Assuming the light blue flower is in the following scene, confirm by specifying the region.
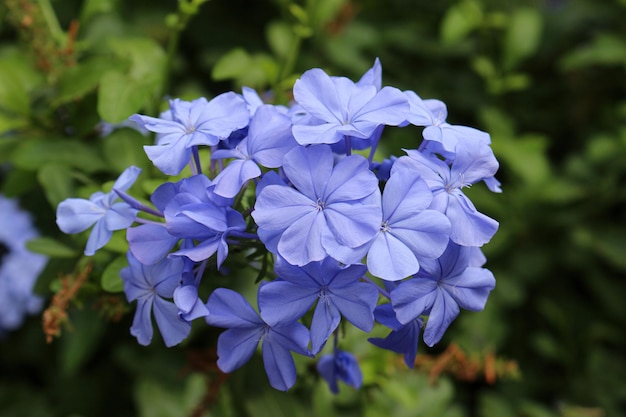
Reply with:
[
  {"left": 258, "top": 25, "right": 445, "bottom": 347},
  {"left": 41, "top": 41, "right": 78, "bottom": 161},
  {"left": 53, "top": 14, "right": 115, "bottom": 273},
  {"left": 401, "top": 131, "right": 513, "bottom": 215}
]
[
  {"left": 252, "top": 145, "right": 381, "bottom": 266},
  {"left": 205, "top": 288, "right": 311, "bottom": 391},
  {"left": 121, "top": 251, "right": 191, "bottom": 347},
  {"left": 57, "top": 166, "right": 141, "bottom": 255},
  {"left": 130, "top": 94, "right": 249, "bottom": 175},
  {"left": 0, "top": 195, "right": 47, "bottom": 334}
]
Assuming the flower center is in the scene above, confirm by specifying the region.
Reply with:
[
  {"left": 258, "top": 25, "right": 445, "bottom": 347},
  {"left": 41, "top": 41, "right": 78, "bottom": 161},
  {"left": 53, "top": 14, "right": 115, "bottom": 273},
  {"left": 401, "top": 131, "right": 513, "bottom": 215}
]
[
  {"left": 315, "top": 198, "right": 326, "bottom": 211},
  {"left": 380, "top": 220, "right": 391, "bottom": 233}
]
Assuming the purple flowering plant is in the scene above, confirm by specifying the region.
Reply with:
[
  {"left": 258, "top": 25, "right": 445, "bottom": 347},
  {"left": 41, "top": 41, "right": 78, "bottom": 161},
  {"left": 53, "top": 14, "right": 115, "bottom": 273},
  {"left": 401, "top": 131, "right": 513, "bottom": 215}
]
[{"left": 56, "top": 58, "right": 500, "bottom": 393}]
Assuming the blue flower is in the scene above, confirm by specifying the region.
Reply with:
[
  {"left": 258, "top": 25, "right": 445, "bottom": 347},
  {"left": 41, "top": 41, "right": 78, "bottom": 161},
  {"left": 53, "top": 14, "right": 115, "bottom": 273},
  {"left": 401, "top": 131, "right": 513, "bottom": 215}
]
[
  {"left": 120, "top": 251, "right": 190, "bottom": 347},
  {"left": 390, "top": 242, "right": 496, "bottom": 346},
  {"left": 252, "top": 144, "right": 381, "bottom": 266},
  {"left": 356, "top": 168, "right": 451, "bottom": 281},
  {"left": 259, "top": 257, "right": 379, "bottom": 354},
  {"left": 368, "top": 303, "right": 422, "bottom": 368},
  {"left": 404, "top": 91, "right": 491, "bottom": 155},
  {"left": 57, "top": 166, "right": 141, "bottom": 256},
  {"left": 210, "top": 105, "right": 298, "bottom": 198},
  {"left": 173, "top": 244, "right": 209, "bottom": 322},
  {"left": 0, "top": 195, "right": 47, "bottom": 335},
  {"left": 393, "top": 142, "right": 499, "bottom": 247},
  {"left": 205, "top": 288, "right": 310, "bottom": 391},
  {"left": 317, "top": 350, "right": 363, "bottom": 394},
  {"left": 127, "top": 175, "right": 246, "bottom": 267},
  {"left": 291, "top": 66, "right": 408, "bottom": 146},
  {"left": 130, "top": 93, "right": 249, "bottom": 175}
]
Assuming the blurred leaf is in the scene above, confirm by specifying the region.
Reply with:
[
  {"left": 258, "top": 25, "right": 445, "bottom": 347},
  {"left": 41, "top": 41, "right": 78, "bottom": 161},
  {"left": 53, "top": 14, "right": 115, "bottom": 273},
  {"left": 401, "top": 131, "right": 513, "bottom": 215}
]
[
  {"left": 266, "top": 21, "right": 293, "bottom": 59},
  {"left": 561, "top": 34, "right": 626, "bottom": 70},
  {"left": 502, "top": 8, "right": 543, "bottom": 70},
  {"left": 134, "top": 373, "right": 208, "bottom": 417},
  {"left": 0, "top": 168, "right": 36, "bottom": 196},
  {"left": 12, "top": 139, "right": 107, "bottom": 173},
  {"left": 54, "top": 56, "right": 124, "bottom": 105},
  {"left": 60, "top": 308, "right": 106, "bottom": 376},
  {"left": 212, "top": 48, "right": 252, "bottom": 81},
  {"left": 311, "top": 0, "right": 348, "bottom": 28},
  {"left": 213, "top": 48, "right": 278, "bottom": 89},
  {"left": 102, "top": 128, "right": 150, "bottom": 172},
  {"left": 572, "top": 228, "right": 626, "bottom": 271},
  {"left": 106, "top": 37, "right": 166, "bottom": 81},
  {"left": 440, "top": 0, "right": 483, "bottom": 45},
  {"left": 244, "top": 389, "right": 313, "bottom": 417},
  {"left": 26, "top": 237, "right": 78, "bottom": 258},
  {"left": 80, "top": 0, "right": 119, "bottom": 23},
  {"left": 101, "top": 255, "right": 127, "bottom": 292},
  {"left": 0, "top": 50, "right": 43, "bottom": 117},
  {"left": 365, "top": 373, "right": 463, "bottom": 417},
  {"left": 98, "top": 70, "right": 154, "bottom": 123},
  {"left": 37, "top": 163, "right": 74, "bottom": 207}
]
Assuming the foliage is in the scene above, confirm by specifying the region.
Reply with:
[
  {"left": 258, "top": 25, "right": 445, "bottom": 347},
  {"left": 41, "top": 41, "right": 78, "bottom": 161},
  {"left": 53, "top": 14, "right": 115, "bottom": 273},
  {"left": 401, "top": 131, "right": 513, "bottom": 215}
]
[{"left": 1, "top": 0, "right": 625, "bottom": 416}]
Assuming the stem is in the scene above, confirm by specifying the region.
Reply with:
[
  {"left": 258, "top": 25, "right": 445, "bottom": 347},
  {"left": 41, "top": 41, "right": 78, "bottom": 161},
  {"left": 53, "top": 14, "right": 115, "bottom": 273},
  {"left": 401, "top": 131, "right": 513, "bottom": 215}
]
[
  {"left": 362, "top": 275, "right": 390, "bottom": 300},
  {"left": 36, "top": 0, "right": 65, "bottom": 44}
]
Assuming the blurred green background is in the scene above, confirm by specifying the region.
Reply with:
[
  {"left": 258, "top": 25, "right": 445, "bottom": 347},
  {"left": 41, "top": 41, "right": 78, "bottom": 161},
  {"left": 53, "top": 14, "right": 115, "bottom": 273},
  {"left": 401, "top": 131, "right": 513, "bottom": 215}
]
[{"left": 1, "top": 0, "right": 625, "bottom": 416}]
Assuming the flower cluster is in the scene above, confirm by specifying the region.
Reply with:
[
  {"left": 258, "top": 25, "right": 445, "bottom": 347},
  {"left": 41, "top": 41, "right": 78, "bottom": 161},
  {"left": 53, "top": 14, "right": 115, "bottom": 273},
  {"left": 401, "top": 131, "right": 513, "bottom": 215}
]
[
  {"left": 0, "top": 194, "right": 47, "bottom": 336},
  {"left": 56, "top": 59, "right": 499, "bottom": 392}
]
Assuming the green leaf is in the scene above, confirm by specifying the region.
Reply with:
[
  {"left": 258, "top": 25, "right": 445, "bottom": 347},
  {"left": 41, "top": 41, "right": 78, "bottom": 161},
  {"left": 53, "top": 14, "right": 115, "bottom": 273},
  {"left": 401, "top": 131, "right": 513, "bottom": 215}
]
[
  {"left": 37, "top": 163, "right": 75, "bottom": 207},
  {"left": 440, "top": 0, "right": 483, "bottom": 45},
  {"left": 26, "top": 237, "right": 78, "bottom": 258},
  {"left": 102, "top": 128, "right": 150, "bottom": 172},
  {"left": 106, "top": 37, "right": 166, "bottom": 81},
  {"left": 79, "top": 0, "right": 118, "bottom": 24},
  {"left": 266, "top": 21, "right": 293, "bottom": 59},
  {"left": 60, "top": 308, "right": 106, "bottom": 376},
  {"left": 212, "top": 48, "right": 252, "bottom": 81},
  {"left": 12, "top": 138, "right": 107, "bottom": 173},
  {"left": 101, "top": 255, "right": 127, "bottom": 292},
  {"left": 311, "top": 0, "right": 348, "bottom": 28},
  {"left": 54, "top": 56, "right": 125, "bottom": 105},
  {"left": 135, "top": 374, "right": 209, "bottom": 417},
  {"left": 98, "top": 70, "right": 154, "bottom": 123},
  {"left": 560, "top": 34, "right": 626, "bottom": 71},
  {"left": 0, "top": 50, "right": 43, "bottom": 117},
  {"left": 502, "top": 8, "right": 543, "bottom": 70}
]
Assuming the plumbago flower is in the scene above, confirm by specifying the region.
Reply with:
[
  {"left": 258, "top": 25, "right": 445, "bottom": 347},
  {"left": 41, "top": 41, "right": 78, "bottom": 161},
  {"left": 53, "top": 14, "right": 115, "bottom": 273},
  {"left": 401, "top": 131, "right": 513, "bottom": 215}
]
[
  {"left": 56, "top": 58, "right": 501, "bottom": 393},
  {"left": 259, "top": 257, "right": 378, "bottom": 354},
  {"left": 317, "top": 350, "right": 363, "bottom": 394},
  {"left": 0, "top": 195, "right": 47, "bottom": 335},
  {"left": 205, "top": 288, "right": 310, "bottom": 391},
  {"left": 391, "top": 242, "right": 496, "bottom": 346},
  {"left": 252, "top": 144, "right": 381, "bottom": 266},
  {"left": 130, "top": 93, "right": 249, "bottom": 175},
  {"left": 57, "top": 166, "right": 141, "bottom": 255}
]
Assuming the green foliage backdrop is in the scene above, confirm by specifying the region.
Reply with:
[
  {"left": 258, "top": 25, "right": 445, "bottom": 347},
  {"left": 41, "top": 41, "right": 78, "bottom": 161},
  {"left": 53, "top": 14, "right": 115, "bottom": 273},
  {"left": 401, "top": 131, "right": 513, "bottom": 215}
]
[{"left": 1, "top": 0, "right": 625, "bottom": 416}]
